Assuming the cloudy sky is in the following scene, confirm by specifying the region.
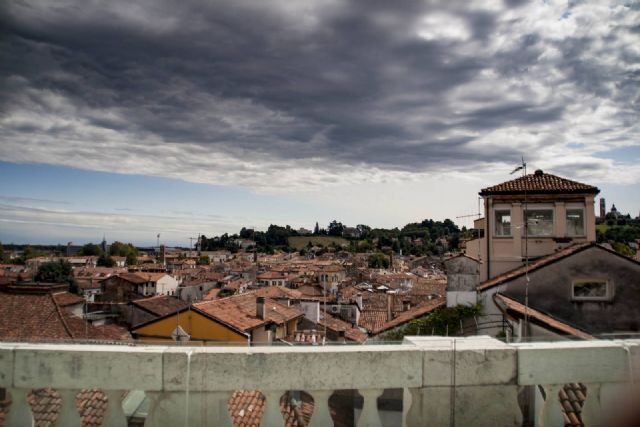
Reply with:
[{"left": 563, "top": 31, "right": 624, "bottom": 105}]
[{"left": 1, "top": 0, "right": 639, "bottom": 246}]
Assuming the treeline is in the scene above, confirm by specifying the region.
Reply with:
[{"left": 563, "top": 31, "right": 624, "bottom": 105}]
[
  {"left": 0, "top": 241, "right": 138, "bottom": 266},
  {"left": 199, "top": 218, "right": 463, "bottom": 256}
]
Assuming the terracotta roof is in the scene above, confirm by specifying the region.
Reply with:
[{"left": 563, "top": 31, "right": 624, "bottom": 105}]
[
  {"left": 224, "top": 278, "right": 250, "bottom": 290},
  {"left": 477, "top": 243, "right": 594, "bottom": 291},
  {"left": 318, "top": 313, "right": 368, "bottom": 343},
  {"left": 131, "top": 295, "right": 189, "bottom": 317},
  {"left": 480, "top": 170, "right": 599, "bottom": 195},
  {"left": 193, "top": 293, "right": 303, "bottom": 333},
  {"left": 52, "top": 292, "right": 85, "bottom": 307},
  {"left": 73, "top": 267, "right": 126, "bottom": 279},
  {"left": 202, "top": 288, "right": 222, "bottom": 300},
  {"left": 494, "top": 294, "right": 594, "bottom": 340},
  {"left": 0, "top": 285, "right": 130, "bottom": 341},
  {"left": 373, "top": 298, "right": 446, "bottom": 334},
  {"left": 252, "top": 286, "right": 303, "bottom": 300},
  {"left": 322, "top": 264, "right": 345, "bottom": 272},
  {"left": 358, "top": 297, "right": 445, "bottom": 335},
  {"left": 118, "top": 272, "right": 167, "bottom": 284},
  {"left": 257, "top": 271, "right": 288, "bottom": 280},
  {"left": 358, "top": 310, "right": 387, "bottom": 333}
]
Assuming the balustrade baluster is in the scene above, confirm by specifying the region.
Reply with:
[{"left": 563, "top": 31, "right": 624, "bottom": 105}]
[
  {"left": 261, "top": 390, "right": 285, "bottom": 427},
  {"left": 143, "top": 391, "right": 162, "bottom": 427},
  {"left": 54, "top": 388, "right": 81, "bottom": 426},
  {"left": 206, "top": 391, "right": 234, "bottom": 427},
  {"left": 580, "top": 383, "right": 601, "bottom": 427},
  {"left": 308, "top": 389, "right": 333, "bottom": 427},
  {"left": 102, "top": 390, "right": 127, "bottom": 427},
  {"left": 356, "top": 388, "right": 384, "bottom": 427},
  {"left": 6, "top": 388, "right": 33, "bottom": 427},
  {"left": 538, "top": 384, "right": 564, "bottom": 427}
]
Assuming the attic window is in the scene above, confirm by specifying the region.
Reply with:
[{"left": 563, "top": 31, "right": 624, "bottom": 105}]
[{"left": 572, "top": 279, "right": 612, "bottom": 301}]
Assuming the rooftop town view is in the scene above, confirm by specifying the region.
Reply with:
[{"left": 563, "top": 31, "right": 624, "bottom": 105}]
[{"left": 1, "top": 0, "right": 639, "bottom": 426}]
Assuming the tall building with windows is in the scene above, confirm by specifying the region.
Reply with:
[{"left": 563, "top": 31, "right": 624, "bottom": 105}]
[{"left": 465, "top": 169, "right": 599, "bottom": 281}]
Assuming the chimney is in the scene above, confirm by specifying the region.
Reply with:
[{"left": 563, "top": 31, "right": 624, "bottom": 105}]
[
  {"left": 256, "top": 297, "right": 266, "bottom": 320},
  {"left": 386, "top": 291, "right": 394, "bottom": 322}
]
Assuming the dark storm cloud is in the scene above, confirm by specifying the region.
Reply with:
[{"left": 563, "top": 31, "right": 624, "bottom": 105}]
[{"left": 0, "top": 0, "right": 638, "bottom": 186}]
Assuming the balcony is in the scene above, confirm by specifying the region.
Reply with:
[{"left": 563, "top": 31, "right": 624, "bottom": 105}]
[{"left": 1, "top": 337, "right": 639, "bottom": 426}]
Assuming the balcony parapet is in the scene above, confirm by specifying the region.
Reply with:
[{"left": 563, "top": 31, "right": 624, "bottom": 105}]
[{"left": 0, "top": 337, "right": 639, "bottom": 426}]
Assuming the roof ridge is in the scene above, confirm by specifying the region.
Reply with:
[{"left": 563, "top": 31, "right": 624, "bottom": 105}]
[
  {"left": 51, "top": 292, "right": 76, "bottom": 339},
  {"left": 480, "top": 171, "right": 599, "bottom": 195}
]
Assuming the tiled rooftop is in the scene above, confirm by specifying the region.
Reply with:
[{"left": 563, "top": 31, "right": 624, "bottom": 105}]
[
  {"left": 193, "top": 293, "right": 303, "bottom": 332},
  {"left": 0, "top": 284, "right": 130, "bottom": 341},
  {"left": 480, "top": 170, "right": 599, "bottom": 195},
  {"left": 131, "top": 295, "right": 189, "bottom": 317}
]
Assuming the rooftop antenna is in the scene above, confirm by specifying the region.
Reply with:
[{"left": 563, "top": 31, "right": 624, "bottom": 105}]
[
  {"left": 511, "top": 157, "right": 529, "bottom": 337},
  {"left": 455, "top": 198, "right": 483, "bottom": 263},
  {"left": 188, "top": 237, "right": 198, "bottom": 254}
]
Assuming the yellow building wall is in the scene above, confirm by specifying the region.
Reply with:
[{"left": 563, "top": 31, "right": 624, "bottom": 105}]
[{"left": 133, "top": 310, "right": 248, "bottom": 344}]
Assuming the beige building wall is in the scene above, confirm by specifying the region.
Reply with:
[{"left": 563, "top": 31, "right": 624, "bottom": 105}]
[{"left": 467, "top": 194, "right": 597, "bottom": 281}]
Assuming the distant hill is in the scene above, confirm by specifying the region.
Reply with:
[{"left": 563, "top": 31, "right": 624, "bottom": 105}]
[{"left": 288, "top": 236, "right": 349, "bottom": 250}]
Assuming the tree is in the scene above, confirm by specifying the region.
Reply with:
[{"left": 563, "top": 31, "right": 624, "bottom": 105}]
[
  {"left": 97, "top": 254, "right": 116, "bottom": 267},
  {"left": 126, "top": 251, "right": 138, "bottom": 266},
  {"left": 368, "top": 253, "right": 390, "bottom": 269},
  {"left": 80, "top": 243, "right": 103, "bottom": 256},
  {"left": 0, "top": 241, "right": 3, "bottom": 262},
  {"left": 35, "top": 260, "right": 79, "bottom": 294},
  {"left": 197, "top": 255, "right": 210, "bottom": 265},
  {"left": 328, "top": 220, "right": 345, "bottom": 237},
  {"left": 239, "top": 227, "right": 254, "bottom": 239},
  {"left": 356, "top": 224, "right": 371, "bottom": 239},
  {"left": 313, "top": 222, "right": 320, "bottom": 235}
]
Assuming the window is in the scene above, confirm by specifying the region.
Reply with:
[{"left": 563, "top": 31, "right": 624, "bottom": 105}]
[
  {"left": 572, "top": 280, "right": 611, "bottom": 301},
  {"left": 566, "top": 209, "right": 584, "bottom": 236},
  {"left": 526, "top": 209, "right": 553, "bottom": 236},
  {"left": 495, "top": 210, "right": 511, "bottom": 236}
]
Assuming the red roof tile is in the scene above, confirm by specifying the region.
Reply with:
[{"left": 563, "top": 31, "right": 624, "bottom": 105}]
[
  {"left": 480, "top": 171, "right": 599, "bottom": 196},
  {"left": 52, "top": 292, "right": 85, "bottom": 307},
  {"left": 131, "top": 295, "right": 189, "bottom": 317},
  {"left": 0, "top": 284, "right": 130, "bottom": 342},
  {"left": 193, "top": 293, "right": 303, "bottom": 333}
]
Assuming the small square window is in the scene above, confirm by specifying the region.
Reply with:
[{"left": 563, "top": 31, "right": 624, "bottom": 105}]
[
  {"left": 566, "top": 209, "right": 584, "bottom": 236},
  {"left": 572, "top": 280, "right": 611, "bottom": 301},
  {"left": 495, "top": 210, "right": 511, "bottom": 236},
  {"left": 526, "top": 209, "right": 553, "bottom": 236}
]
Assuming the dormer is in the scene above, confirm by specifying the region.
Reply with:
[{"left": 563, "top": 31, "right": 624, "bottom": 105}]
[{"left": 466, "top": 170, "right": 600, "bottom": 281}]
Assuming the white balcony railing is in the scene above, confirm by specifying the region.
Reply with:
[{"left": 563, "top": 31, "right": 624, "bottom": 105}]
[{"left": 1, "top": 337, "right": 639, "bottom": 426}]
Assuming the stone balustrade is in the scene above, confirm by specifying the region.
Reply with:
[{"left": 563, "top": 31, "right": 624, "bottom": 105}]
[{"left": 0, "top": 337, "right": 639, "bottom": 426}]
